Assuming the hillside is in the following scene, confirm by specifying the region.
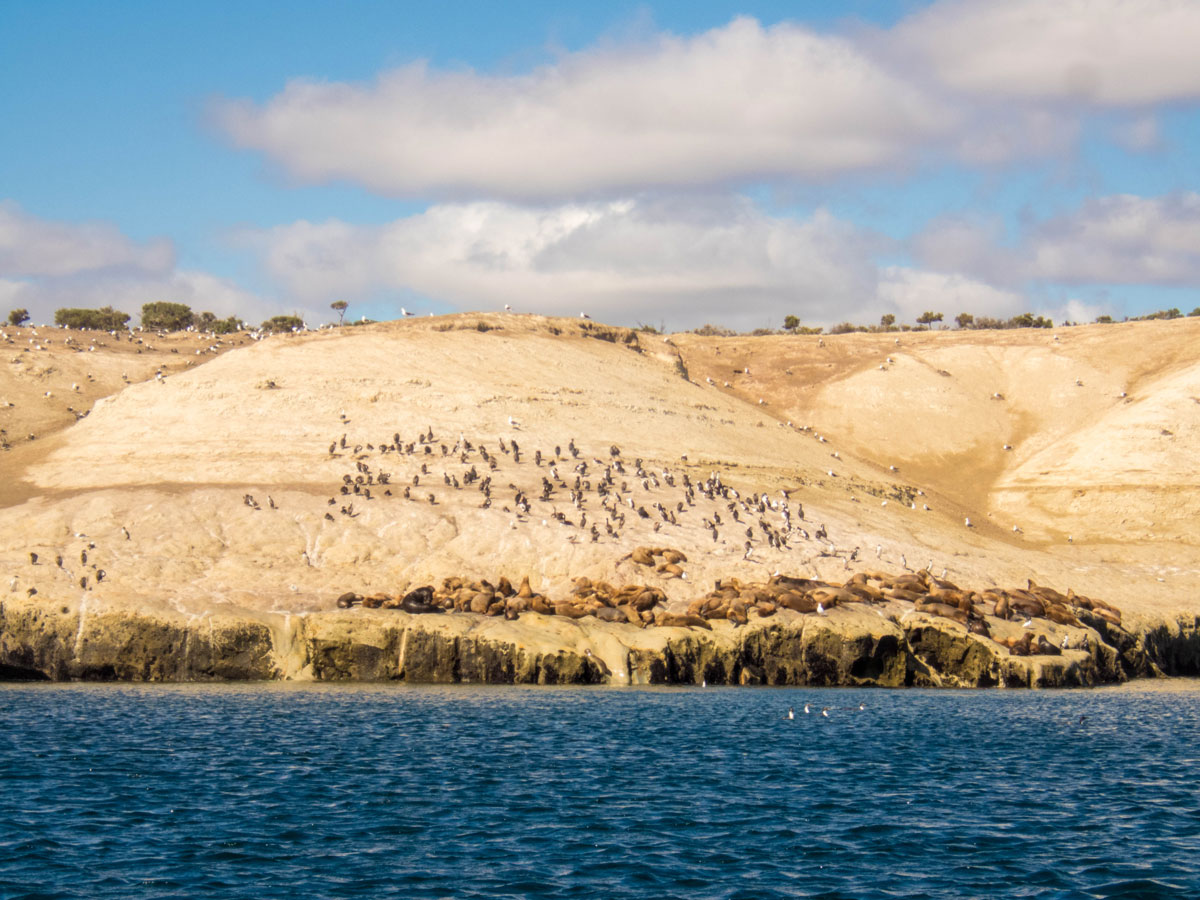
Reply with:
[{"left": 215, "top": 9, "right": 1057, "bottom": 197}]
[{"left": 1, "top": 314, "right": 1198, "bottom": 683}]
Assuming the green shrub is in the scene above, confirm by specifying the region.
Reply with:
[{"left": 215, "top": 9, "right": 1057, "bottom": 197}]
[
  {"left": 260, "top": 315, "right": 304, "bottom": 333},
  {"left": 141, "top": 302, "right": 195, "bottom": 331},
  {"left": 54, "top": 306, "right": 130, "bottom": 331}
]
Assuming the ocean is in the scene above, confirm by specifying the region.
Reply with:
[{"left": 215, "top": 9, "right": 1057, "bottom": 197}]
[{"left": 1, "top": 682, "right": 1197, "bottom": 899}]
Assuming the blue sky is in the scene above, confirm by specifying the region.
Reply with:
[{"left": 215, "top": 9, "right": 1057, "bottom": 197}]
[{"left": 3, "top": 1, "right": 1199, "bottom": 330}]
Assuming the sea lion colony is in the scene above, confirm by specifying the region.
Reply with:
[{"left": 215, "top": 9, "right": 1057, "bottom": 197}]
[
  {"left": 332, "top": 556, "right": 1122, "bottom": 658},
  {"left": 317, "top": 426, "right": 1122, "bottom": 658}
]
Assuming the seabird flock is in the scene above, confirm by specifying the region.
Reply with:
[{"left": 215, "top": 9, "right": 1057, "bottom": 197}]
[{"left": 321, "top": 425, "right": 827, "bottom": 558}]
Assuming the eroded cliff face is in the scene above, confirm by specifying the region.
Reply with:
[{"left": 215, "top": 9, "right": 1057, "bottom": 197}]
[{"left": 0, "top": 596, "right": 1180, "bottom": 688}]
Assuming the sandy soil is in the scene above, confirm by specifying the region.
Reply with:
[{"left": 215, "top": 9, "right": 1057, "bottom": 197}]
[{"left": 2, "top": 314, "right": 1197, "bottom": 627}]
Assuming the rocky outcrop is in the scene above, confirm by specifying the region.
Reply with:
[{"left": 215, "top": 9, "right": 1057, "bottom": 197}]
[
  {"left": 0, "top": 595, "right": 1194, "bottom": 687},
  {"left": 1132, "top": 614, "right": 1200, "bottom": 676},
  {"left": 0, "top": 597, "right": 274, "bottom": 681}
]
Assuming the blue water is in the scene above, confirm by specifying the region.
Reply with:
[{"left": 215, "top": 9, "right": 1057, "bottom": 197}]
[{"left": 2, "top": 683, "right": 1198, "bottom": 900}]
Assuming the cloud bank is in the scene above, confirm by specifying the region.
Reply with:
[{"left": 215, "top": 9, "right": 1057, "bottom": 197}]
[
  {"left": 914, "top": 192, "right": 1200, "bottom": 287},
  {"left": 214, "top": 3, "right": 1200, "bottom": 200},
  {"left": 214, "top": 17, "right": 949, "bottom": 200},
  {"left": 0, "top": 203, "right": 271, "bottom": 326},
  {"left": 247, "top": 195, "right": 1037, "bottom": 330}
]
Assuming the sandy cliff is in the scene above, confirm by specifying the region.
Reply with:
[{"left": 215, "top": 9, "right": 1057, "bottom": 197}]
[{"left": 2, "top": 314, "right": 1198, "bottom": 684}]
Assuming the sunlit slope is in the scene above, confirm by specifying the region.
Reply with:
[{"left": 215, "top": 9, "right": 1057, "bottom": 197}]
[
  {"left": 26, "top": 315, "right": 865, "bottom": 491},
  {"left": 673, "top": 317, "right": 1200, "bottom": 546},
  {"left": 2, "top": 313, "right": 1197, "bottom": 624}
]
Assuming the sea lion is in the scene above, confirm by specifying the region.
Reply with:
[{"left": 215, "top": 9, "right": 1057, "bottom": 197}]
[
  {"left": 915, "top": 600, "right": 969, "bottom": 625},
  {"left": 1044, "top": 605, "right": 1081, "bottom": 627},
  {"left": 468, "top": 592, "right": 493, "bottom": 614},
  {"left": 336, "top": 591, "right": 360, "bottom": 609},
  {"left": 967, "top": 617, "right": 991, "bottom": 637},
  {"left": 631, "top": 546, "right": 655, "bottom": 566},
  {"left": 595, "top": 607, "right": 627, "bottom": 624},
  {"left": 778, "top": 591, "right": 816, "bottom": 613},
  {"left": 654, "top": 611, "right": 712, "bottom": 630},
  {"left": 1035, "top": 634, "right": 1062, "bottom": 656},
  {"left": 401, "top": 586, "right": 442, "bottom": 614},
  {"left": 1007, "top": 633, "right": 1034, "bottom": 656},
  {"left": 616, "top": 604, "right": 643, "bottom": 626}
]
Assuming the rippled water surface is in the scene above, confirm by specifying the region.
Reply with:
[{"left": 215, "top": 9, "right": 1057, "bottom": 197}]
[{"left": 2, "top": 682, "right": 1198, "bottom": 899}]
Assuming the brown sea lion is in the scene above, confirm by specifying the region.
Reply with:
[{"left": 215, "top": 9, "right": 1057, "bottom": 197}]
[
  {"left": 631, "top": 591, "right": 659, "bottom": 612},
  {"left": 655, "top": 611, "right": 713, "bottom": 630},
  {"left": 778, "top": 591, "right": 816, "bottom": 613},
  {"left": 469, "top": 592, "right": 493, "bottom": 614},
  {"left": 553, "top": 600, "right": 590, "bottom": 619},
  {"left": 631, "top": 546, "right": 656, "bottom": 566},
  {"left": 1008, "top": 633, "right": 1034, "bottom": 656},
  {"left": 1045, "top": 605, "right": 1081, "bottom": 627},
  {"left": 915, "top": 600, "right": 969, "bottom": 625},
  {"left": 618, "top": 604, "right": 643, "bottom": 626}
]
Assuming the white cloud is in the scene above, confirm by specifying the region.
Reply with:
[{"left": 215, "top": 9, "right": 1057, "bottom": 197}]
[
  {"left": 891, "top": 0, "right": 1200, "bottom": 106},
  {"left": 247, "top": 194, "right": 1056, "bottom": 330},
  {"left": 249, "top": 195, "right": 893, "bottom": 329},
  {"left": 214, "top": 17, "right": 949, "bottom": 200},
  {"left": 1026, "top": 193, "right": 1200, "bottom": 284},
  {"left": 916, "top": 193, "right": 1200, "bottom": 287},
  {"left": 877, "top": 267, "right": 1025, "bottom": 322},
  {"left": 1055, "top": 297, "right": 1110, "bottom": 324},
  {"left": 0, "top": 203, "right": 277, "bottom": 326},
  {"left": 0, "top": 201, "right": 174, "bottom": 278}
]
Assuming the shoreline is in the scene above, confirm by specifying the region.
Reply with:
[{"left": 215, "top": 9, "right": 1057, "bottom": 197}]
[{"left": 3, "top": 595, "right": 1197, "bottom": 688}]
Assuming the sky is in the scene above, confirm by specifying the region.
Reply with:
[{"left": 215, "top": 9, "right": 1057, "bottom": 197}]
[{"left": 3, "top": 0, "right": 1200, "bottom": 332}]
